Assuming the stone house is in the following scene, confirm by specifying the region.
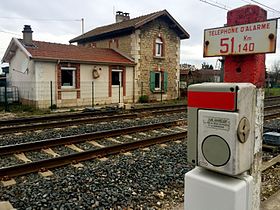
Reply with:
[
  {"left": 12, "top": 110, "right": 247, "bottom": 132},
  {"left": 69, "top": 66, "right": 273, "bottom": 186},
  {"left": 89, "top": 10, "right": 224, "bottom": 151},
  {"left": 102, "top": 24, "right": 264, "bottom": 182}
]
[
  {"left": 70, "top": 10, "right": 190, "bottom": 101},
  {"left": 2, "top": 25, "right": 135, "bottom": 108},
  {"left": 180, "top": 68, "right": 221, "bottom": 85}
]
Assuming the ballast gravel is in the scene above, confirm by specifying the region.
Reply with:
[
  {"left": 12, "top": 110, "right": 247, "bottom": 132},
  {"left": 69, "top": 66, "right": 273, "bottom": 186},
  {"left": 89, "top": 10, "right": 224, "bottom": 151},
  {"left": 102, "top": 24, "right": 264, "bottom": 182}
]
[
  {"left": 1, "top": 110, "right": 279, "bottom": 208},
  {"left": 0, "top": 113, "right": 187, "bottom": 147},
  {"left": 0, "top": 140, "right": 193, "bottom": 209},
  {"left": 264, "top": 118, "right": 280, "bottom": 132}
]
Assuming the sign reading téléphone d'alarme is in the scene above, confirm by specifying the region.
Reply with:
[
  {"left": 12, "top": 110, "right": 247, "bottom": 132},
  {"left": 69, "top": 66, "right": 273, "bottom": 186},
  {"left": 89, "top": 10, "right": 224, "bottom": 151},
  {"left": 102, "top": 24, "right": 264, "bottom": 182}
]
[{"left": 203, "top": 19, "right": 277, "bottom": 57}]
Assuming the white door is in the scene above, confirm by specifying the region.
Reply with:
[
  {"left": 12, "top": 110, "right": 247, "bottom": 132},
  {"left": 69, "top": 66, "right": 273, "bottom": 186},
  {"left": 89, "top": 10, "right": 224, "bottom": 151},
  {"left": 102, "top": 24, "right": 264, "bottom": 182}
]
[{"left": 111, "top": 70, "right": 123, "bottom": 103}]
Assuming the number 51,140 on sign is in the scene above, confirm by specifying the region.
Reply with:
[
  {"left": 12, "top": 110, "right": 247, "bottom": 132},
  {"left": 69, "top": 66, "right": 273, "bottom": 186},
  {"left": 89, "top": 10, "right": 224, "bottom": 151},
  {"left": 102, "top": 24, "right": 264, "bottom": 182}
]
[
  {"left": 203, "top": 19, "right": 277, "bottom": 57},
  {"left": 220, "top": 37, "right": 255, "bottom": 54}
]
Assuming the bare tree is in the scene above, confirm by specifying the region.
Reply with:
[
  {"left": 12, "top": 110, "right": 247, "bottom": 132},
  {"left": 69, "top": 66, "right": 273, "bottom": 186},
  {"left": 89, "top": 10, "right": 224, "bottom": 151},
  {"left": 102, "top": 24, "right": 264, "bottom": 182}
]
[{"left": 271, "top": 60, "right": 280, "bottom": 86}]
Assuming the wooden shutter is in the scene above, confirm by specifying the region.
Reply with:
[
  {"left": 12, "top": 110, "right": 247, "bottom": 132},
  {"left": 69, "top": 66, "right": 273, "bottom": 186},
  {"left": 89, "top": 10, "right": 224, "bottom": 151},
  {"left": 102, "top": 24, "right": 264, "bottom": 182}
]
[
  {"left": 163, "top": 71, "right": 168, "bottom": 93},
  {"left": 150, "top": 71, "right": 155, "bottom": 92}
]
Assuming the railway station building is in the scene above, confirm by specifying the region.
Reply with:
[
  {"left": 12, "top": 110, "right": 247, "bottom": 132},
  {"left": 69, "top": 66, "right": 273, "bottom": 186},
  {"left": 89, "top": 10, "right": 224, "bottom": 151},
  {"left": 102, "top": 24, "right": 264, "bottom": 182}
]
[{"left": 2, "top": 10, "right": 189, "bottom": 108}]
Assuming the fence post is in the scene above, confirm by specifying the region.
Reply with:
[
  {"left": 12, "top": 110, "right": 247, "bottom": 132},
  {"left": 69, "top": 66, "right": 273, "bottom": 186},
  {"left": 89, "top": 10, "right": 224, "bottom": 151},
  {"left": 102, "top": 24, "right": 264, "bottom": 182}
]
[
  {"left": 141, "top": 81, "right": 143, "bottom": 97},
  {"left": 92, "top": 81, "right": 94, "bottom": 108},
  {"left": 50, "top": 81, "right": 53, "bottom": 110},
  {"left": 161, "top": 80, "right": 163, "bottom": 102},
  {"left": 118, "top": 82, "right": 121, "bottom": 103},
  {"left": 178, "top": 81, "right": 180, "bottom": 100},
  {"left": 4, "top": 79, "right": 8, "bottom": 112}
]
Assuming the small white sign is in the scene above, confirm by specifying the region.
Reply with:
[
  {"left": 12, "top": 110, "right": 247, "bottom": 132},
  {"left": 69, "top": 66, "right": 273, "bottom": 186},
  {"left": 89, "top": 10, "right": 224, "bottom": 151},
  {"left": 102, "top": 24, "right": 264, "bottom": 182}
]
[
  {"left": 203, "top": 116, "right": 230, "bottom": 131},
  {"left": 203, "top": 19, "right": 277, "bottom": 57}
]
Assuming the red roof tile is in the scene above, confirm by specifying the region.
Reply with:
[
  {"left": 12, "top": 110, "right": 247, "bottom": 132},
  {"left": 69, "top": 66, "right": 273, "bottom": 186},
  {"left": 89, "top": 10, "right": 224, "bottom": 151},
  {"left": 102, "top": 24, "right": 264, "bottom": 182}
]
[
  {"left": 20, "top": 39, "right": 135, "bottom": 65},
  {"left": 70, "top": 10, "right": 189, "bottom": 43}
]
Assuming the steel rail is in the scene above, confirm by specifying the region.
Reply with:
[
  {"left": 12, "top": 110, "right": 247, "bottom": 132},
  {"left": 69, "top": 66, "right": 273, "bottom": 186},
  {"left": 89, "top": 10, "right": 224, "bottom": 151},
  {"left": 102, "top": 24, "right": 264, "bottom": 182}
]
[
  {"left": 0, "top": 104, "right": 186, "bottom": 127},
  {"left": 264, "top": 105, "right": 280, "bottom": 111},
  {"left": 264, "top": 112, "right": 280, "bottom": 121},
  {"left": 0, "top": 107, "right": 186, "bottom": 134},
  {"left": 0, "top": 113, "right": 137, "bottom": 134},
  {"left": 265, "top": 96, "right": 280, "bottom": 101},
  {"left": 0, "top": 120, "right": 185, "bottom": 155},
  {"left": 0, "top": 110, "right": 118, "bottom": 126},
  {"left": 261, "top": 154, "right": 280, "bottom": 172},
  {"left": 0, "top": 131, "right": 188, "bottom": 179}
]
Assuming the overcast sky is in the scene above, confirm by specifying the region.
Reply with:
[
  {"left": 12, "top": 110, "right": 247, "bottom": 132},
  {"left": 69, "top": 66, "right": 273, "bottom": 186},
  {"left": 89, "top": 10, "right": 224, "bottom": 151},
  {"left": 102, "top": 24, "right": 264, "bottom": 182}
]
[{"left": 0, "top": 0, "right": 279, "bottom": 71}]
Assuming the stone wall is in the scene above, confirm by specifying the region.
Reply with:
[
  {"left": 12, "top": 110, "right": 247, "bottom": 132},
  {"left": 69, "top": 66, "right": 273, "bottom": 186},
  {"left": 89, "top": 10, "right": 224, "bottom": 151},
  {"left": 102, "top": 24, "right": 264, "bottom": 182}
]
[
  {"left": 85, "top": 35, "right": 132, "bottom": 56},
  {"left": 81, "top": 18, "right": 181, "bottom": 102},
  {"left": 138, "top": 18, "right": 180, "bottom": 101}
]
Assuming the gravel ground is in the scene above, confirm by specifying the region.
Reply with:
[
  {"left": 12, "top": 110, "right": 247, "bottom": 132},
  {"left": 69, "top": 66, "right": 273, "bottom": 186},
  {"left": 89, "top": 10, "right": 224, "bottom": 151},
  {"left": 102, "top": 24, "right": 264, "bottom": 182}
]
[
  {"left": 0, "top": 140, "right": 193, "bottom": 209},
  {"left": 0, "top": 111, "right": 279, "bottom": 208},
  {"left": 0, "top": 155, "right": 23, "bottom": 168},
  {"left": 264, "top": 118, "right": 280, "bottom": 131},
  {"left": 261, "top": 118, "right": 280, "bottom": 201},
  {"left": 52, "top": 145, "right": 77, "bottom": 156},
  {"left": 25, "top": 150, "right": 52, "bottom": 161},
  {"left": 0, "top": 113, "right": 187, "bottom": 146},
  {"left": 261, "top": 163, "right": 280, "bottom": 201}
]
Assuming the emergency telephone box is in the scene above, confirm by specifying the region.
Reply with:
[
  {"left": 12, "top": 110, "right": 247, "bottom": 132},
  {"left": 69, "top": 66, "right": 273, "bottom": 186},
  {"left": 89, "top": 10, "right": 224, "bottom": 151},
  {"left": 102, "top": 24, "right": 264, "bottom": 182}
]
[{"left": 187, "top": 83, "right": 256, "bottom": 175}]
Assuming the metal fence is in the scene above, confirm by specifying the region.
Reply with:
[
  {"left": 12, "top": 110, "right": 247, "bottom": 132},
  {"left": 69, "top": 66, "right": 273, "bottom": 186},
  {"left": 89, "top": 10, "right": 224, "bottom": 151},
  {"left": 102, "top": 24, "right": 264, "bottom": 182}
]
[
  {"left": 138, "top": 80, "right": 185, "bottom": 101},
  {"left": 1, "top": 80, "right": 187, "bottom": 109},
  {"left": 0, "top": 86, "right": 19, "bottom": 103}
]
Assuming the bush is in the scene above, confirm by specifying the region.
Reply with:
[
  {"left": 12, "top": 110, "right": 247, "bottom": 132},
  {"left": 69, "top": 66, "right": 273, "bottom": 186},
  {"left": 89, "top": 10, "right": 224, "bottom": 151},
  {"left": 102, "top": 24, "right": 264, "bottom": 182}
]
[
  {"left": 138, "top": 95, "right": 149, "bottom": 103},
  {"left": 49, "top": 104, "right": 57, "bottom": 110}
]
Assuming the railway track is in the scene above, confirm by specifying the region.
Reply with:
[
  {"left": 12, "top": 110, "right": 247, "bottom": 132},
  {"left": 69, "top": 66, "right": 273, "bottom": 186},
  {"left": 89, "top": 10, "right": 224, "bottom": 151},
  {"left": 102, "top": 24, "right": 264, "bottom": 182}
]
[
  {"left": 0, "top": 104, "right": 279, "bottom": 135},
  {"left": 0, "top": 104, "right": 186, "bottom": 126},
  {"left": 261, "top": 154, "right": 280, "bottom": 172},
  {"left": 1, "top": 118, "right": 278, "bottom": 180},
  {"left": 264, "top": 112, "right": 280, "bottom": 121},
  {"left": 0, "top": 106, "right": 186, "bottom": 135},
  {"left": 264, "top": 95, "right": 280, "bottom": 106},
  {"left": 0, "top": 98, "right": 279, "bottom": 209},
  {"left": 0, "top": 98, "right": 278, "bottom": 127},
  {"left": 0, "top": 120, "right": 187, "bottom": 179}
]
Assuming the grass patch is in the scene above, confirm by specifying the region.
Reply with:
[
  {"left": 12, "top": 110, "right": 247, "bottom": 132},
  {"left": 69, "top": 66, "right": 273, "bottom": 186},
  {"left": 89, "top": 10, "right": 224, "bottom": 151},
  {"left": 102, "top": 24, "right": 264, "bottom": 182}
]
[
  {"left": 0, "top": 103, "right": 50, "bottom": 116},
  {"left": 265, "top": 88, "right": 280, "bottom": 97}
]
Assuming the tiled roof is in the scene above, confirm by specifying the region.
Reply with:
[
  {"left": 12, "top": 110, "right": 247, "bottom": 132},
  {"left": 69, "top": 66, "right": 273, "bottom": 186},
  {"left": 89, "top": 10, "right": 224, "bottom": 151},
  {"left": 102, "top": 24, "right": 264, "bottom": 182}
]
[
  {"left": 70, "top": 10, "right": 189, "bottom": 43},
  {"left": 19, "top": 39, "right": 135, "bottom": 65}
]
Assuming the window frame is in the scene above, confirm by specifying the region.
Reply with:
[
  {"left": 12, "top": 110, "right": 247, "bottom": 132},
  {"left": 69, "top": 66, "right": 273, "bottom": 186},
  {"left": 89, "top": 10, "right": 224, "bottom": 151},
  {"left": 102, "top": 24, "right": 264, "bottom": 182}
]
[
  {"left": 61, "top": 67, "right": 76, "bottom": 89},
  {"left": 111, "top": 69, "right": 123, "bottom": 87},
  {"left": 150, "top": 70, "right": 168, "bottom": 93},
  {"left": 154, "top": 71, "right": 162, "bottom": 90},
  {"left": 155, "top": 37, "right": 163, "bottom": 57}
]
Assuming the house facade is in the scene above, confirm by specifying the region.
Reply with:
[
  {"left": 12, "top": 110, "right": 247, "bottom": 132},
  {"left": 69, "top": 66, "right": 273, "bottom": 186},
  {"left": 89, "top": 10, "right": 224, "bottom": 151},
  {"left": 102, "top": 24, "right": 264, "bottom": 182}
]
[
  {"left": 70, "top": 10, "right": 190, "bottom": 101},
  {"left": 2, "top": 26, "right": 135, "bottom": 108}
]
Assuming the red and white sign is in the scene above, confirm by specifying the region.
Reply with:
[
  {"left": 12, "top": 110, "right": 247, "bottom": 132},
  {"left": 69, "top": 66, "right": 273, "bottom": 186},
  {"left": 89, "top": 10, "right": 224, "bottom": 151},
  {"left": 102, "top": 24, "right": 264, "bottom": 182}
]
[{"left": 203, "top": 19, "right": 277, "bottom": 57}]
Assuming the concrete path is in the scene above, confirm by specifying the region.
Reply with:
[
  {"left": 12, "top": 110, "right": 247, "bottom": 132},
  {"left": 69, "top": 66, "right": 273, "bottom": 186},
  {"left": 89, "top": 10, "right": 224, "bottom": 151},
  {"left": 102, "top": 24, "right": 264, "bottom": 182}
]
[{"left": 261, "top": 190, "right": 280, "bottom": 210}]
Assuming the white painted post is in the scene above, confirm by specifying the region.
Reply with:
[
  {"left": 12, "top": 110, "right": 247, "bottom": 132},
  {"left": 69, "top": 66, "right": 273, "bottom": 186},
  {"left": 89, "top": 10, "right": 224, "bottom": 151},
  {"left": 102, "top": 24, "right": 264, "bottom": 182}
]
[{"left": 252, "top": 89, "right": 264, "bottom": 210}]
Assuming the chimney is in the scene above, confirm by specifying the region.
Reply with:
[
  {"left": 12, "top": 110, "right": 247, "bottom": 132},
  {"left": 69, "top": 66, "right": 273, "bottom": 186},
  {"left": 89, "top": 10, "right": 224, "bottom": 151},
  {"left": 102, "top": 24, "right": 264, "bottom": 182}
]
[
  {"left": 22, "top": 25, "right": 33, "bottom": 46},
  {"left": 123, "top": 12, "right": 130, "bottom": 21},
  {"left": 115, "top": 11, "right": 130, "bottom": 23}
]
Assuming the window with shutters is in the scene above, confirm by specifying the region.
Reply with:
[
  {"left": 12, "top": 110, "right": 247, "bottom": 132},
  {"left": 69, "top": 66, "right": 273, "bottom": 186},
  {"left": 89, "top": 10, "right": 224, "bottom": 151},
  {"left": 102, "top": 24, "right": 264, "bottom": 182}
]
[
  {"left": 154, "top": 72, "right": 161, "bottom": 90},
  {"left": 150, "top": 71, "right": 168, "bottom": 93}
]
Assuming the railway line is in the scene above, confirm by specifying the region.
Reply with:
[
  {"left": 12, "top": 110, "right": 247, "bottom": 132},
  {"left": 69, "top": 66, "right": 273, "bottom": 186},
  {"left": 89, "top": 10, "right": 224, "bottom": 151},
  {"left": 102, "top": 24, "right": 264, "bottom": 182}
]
[
  {"left": 0, "top": 122, "right": 187, "bottom": 179},
  {"left": 0, "top": 100, "right": 279, "bottom": 209},
  {"left": 264, "top": 95, "right": 280, "bottom": 106},
  {"left": 0, "top": 105, "right": 186, "bottom": 135},
  {"left": 0, "top": 113, "right": 279, "bottom": 180},
  {"left": 0, "top": 103, "right": 279, "bottom": 135},
  {"left": 0, "top": 104, "right": 186, "bottom": 127},
  {"left": 0, "top": 95, "right": 278, "bottom": 126}
]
